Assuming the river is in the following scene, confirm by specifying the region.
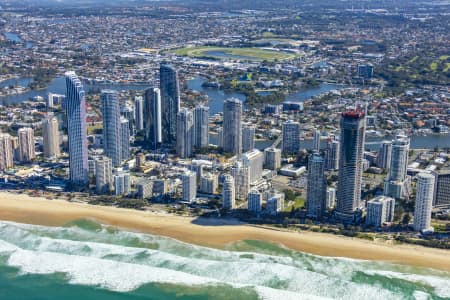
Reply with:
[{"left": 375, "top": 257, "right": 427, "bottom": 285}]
[{"left": 1, "top": 76, "right": 448, "bottom": 150}]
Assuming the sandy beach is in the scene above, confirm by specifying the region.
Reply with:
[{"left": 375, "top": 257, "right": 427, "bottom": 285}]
[{"left": 0, "top": 191, "right": 449, "bottom": 271}]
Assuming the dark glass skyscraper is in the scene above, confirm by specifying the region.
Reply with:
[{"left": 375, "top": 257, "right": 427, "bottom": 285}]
[
  {"left": 307, "top": 153, "right": 327, "bottom": 220},
  {"left": 144, "top": 87, "right": 162, "bottom": 149},
  {"left": 65, "top": 71, "right": 89, "bottom": 186},
  {"left": 336, "top": 109, "right": 366, "bottom": 222},
  {"left": 159, "top": 63, "right": 180, "bottom": 145},
  {"left": 222, "top": 98, "right": 242, "bottom": 156},
  {"left": 101, "top": 90, "right": 122, "bottom": 166},
  {"left": 193, "top": 105, "right": 209, "bottom": 149}
]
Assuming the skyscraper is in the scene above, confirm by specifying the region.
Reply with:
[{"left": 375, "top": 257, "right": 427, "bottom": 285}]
[
  {"left": 160, "top": 63, "right": 180, "bottom": 144},
  {"left": 18, "top": 127, "right": 35, "bottom": 162},
  {"left": 0, "top": 133, "right": 14, "bottom": 171},
  {"left": 384, "top": 135, "right": 410, "bottom": 199},
  {"left": 242, "top": 149, "right": 264, "bottom": 184},
  {"left": 134, "top": 96, "right": 144, "bottom": 132},
  {"left": 101, "top": 90, "right": 122, "bottom": 167},
  {"left": 377, "top": 140, "right": 392, "bottom": 170},
  {"left": 65, "top": 71, "right": 89, "bottom": 185},
  {"left": 282, "top": 120, "right": 300, "bottom": 154},
  {"left": 120, "top": 117, "right": 130, "bottom": 161},
  {"left": 336, "top": 109, "right": 366, "bottom": 222},
  {"left": 182, "top": 171, "right": 197, "bottom": 202},
  {"left": 114, "top": 172, "right": 131, "bottom": 196},
  {"left": 222, "top": 174, "right": 235, "bottom": 210},
  {"left": 144, "top": 87, "right": 162, "bottom": 149},
  {"left": 313, "top": 129, "right": 321, "bottom": 152},
  {"left": 121, "top": 104, "right": 134, "bottom": 136},
  {"left": 325, "top": 139, "right": 340, "bottom": 170},
  {"left": 95, "top": 156, "right": 112, "bottom": 194},
  {"left": 42, "top": 114, "right": 60, "bottom": 159},
  {"left": 264, "top": 147, "right": 281, "bottom": 170},
  {"left": 242, "top": 125, "right": 255, "bottom": 152},
  {"left": 247, "top": 190, "right": 262, "bottom": 214},
  {"left": 222, "top": 98, "right": 242, "bottom": 156},
  {"left": 414, "top": 173, "right": 435, "bottom": 232},
  {"left": 193, "top": 105, "right": 209, "bottom": 149},
  {"left": 306, "top": 153, "right": 327, "bottom": 220},
  {"left": 230, "top": 161, "right": 249, "bottom": 200},
  {"left": 176, "top": 108, "right": 193, "bottom": 158},
  {"left": 388, "top": 135, "right": 409, "bottom": 181},
  {"left": 366, "top": 196, "right": 395, "bottom": 228},
  {"left": 434, "top": 170, "right": 450, "bottom": 206}
]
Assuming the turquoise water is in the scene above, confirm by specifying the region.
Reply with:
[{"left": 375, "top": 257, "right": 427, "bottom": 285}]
[{"left": 0, "top": 220, "right": 449, "bottom": 300}]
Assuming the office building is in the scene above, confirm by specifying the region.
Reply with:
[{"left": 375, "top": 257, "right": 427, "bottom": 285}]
[
  {"left": 160, "top": 63, "right": 180, "bottom": 144},
  {"left": 384, "top": 135, "right": 410, "bottom": 199},
  {"left": 200, "top": 173, "right": 218, "bottom": 194},
  {"left": 101, "top": 90, "right": 122, "bottom": 166},
  {"left": 313, "top": 129, "right": 321, "bottom": 152},
  {"left": 137, "top": 180, "right": 153, "bottom": 199},
  {"left": 95, "top": 157, "right": 112, "bottom": 194},
  {"left": 230, "top": 161, "right": 250, "bottom": 200},
  {"left": 222, "top": 98, "right": 242, "bottom": 155},
  {"left": 414, "top": 173, "right": 435, "bottom": 232},
  {"left": 121, "top": 104, "right": 134, "bottom": 135},
  {"left": 242, "top": 125, "right": 255, "bottom": 152},
  {"left": 144, "top": 87, "right": 162, "bottom": 149},
  {"left": 114, "top": 172, "right": 131, "bottom": 196},
  {"left": 182, "top": 171, "right": 197, "bottom": 202},
  {"left": 266, "top": 195, "right": 284, "bottom": 215},
  {"left": 176, "top": 108, "right": 193, "bottom": 158},
  {"left": 193, "top": 105, "right": 209, "bottom": 149},
  {"left": 18, "top": 127, "right": 35, "bottom": 162},
  {"left": 120, "top": 117, "right": 130, "bottom": 161},
  {"left": 366, "top": 196, "right": 395, "bottom": 228},
  {"left": 325, "top": 139, "right": 340, "bottom": 170},
  {"left": 152, "top": 178, "right": 168, "bottom": 195},
  {"left": 134, "top": 96, "right": 144, "bottom": 132},
  {"left": 42, "top": 114, "right": 60, "bottom": 159},
  {"left": 217, "top": 127, "right": 223, "bottom": 149},
  {"left": 222, "top": 174, "right": 235, "bottom": 210},
  {"left": 282, "top": 120, "right": 300, "bottom": 154},
  {"left": 264, "top": 147, "right": 281, "bottom": 170},
  {"left": 336, "top": 109, "right": 366, "bottom": 222},
  {"left": 47, "top": 93, "right": 65, "bottom": 108},
  {"left": 0, "top": 134, "right": 14, "bottom": 171},
  {"left": 377, "top": 140, "right": 392, "bottom": 170},
  {"left": 434, "top": 170, "right": 450, "bottom": 206},
  {"left": 357, "top": 64, "right": 374, "bottom": 80},
  {"left": 326, "top": 187, "right": 336, "bottom": 209},
  {"left": 65, "top": 76, "right": 89, "bottom": 186},
  {"left": 306, "top": 153, "right": 327, "bottom": 219},
  {"left": 247, "top": 190, "right": 262, "bottom": 214},
  {"left": 388, "top": 135, "right": 409, "bottom": 181},
  {"left": 242, "top": 149, "right": 264, "bottom": 184}
]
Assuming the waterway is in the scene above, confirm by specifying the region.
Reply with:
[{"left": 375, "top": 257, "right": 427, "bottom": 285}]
[
  {"left": 0, "top": 77, "right": 149, "bottom": 105},
  {"left": 1, "top": 76, "right": 448, "bottom": 150},
  {"left": 3, "top": 32, "right": 21, "bottom": 43}
]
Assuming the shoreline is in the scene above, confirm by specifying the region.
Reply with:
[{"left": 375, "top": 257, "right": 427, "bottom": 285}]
[{"left": 0, "top": 191, "right": 449, "bottom": 272}]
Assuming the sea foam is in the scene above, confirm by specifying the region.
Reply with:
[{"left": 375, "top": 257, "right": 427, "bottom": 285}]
[{"left": 0, "top": 220, "right": 448, "bottom": 300}]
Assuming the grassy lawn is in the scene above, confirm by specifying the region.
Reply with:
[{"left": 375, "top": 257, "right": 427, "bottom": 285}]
[
  {"left": 87, "top": 124, "right": 102, "bottom": 135},
  {"left": 262, "top": 31, "right": 277, "bottom": 38},
  {"left": 430, "top": 61, "right": 438, "bottom": 71},
  {"left": 284, "top": 197, "right": 305, "bottom": 212},
  {"left": 444, "top": 63, "right": 450, "bottom": 73},
  {"left": 408, "top": 55, "right": 418, "bottom": 64},
  {"left": 171, "top": 46, "right": 297, "bottom": 61}
]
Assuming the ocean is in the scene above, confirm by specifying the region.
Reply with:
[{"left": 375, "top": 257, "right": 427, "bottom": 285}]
[{"left": 0, "top": 219, "right": 449, "bottom": 300}]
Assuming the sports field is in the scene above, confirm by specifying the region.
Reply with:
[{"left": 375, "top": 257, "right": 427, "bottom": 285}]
[{"left": 171, "top": 46, "right": 298, "bottom": 61}]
